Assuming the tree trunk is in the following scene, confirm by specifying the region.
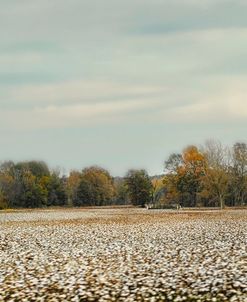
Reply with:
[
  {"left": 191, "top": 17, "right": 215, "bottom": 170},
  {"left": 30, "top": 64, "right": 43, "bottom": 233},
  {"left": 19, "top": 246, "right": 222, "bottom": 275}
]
[{"left": 219, "top": 195, "right": 225, "bottom": 210}]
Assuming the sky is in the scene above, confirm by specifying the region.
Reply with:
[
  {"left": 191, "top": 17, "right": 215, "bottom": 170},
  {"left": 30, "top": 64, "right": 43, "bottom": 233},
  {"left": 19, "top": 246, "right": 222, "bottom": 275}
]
[{"left": 1, "top": 0, "right": 247, "bottom": 176}]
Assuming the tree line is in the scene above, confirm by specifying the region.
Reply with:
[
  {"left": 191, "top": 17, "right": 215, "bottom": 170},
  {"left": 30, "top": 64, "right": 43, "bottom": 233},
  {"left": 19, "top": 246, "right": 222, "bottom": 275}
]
[
  {"left": 162, "top": 140, "right": 247, "bottom": 209},
  {"left": 0, "top": 140, "right": 246, "bottom": 209}
]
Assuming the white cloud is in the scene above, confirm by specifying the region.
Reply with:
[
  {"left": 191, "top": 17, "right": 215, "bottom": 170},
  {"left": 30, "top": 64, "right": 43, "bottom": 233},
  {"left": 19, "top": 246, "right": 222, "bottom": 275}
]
[
  {"left": 7, "top": 80, "right": 166, "bottom": 104},
  {"left": 0, "top": 98, "right": 162, "bottom": 129},
  {"left": 2, "top": 73, "right": 247, "bottom": 130}
]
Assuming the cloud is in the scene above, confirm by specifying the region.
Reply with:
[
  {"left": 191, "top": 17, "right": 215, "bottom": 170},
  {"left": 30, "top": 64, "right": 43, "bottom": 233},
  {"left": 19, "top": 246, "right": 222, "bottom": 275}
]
[
  {"left": 6, "top": 80, "right": 166, "bottom": 105},
  {"left": 2, "top": 74, "right": 247, "bottom": 131},
  {"left": 0, "top": 98, "right": 163, "bottom": 129},
  {"left": 162, "top": 77, "right": 247, "bottom": 123}
]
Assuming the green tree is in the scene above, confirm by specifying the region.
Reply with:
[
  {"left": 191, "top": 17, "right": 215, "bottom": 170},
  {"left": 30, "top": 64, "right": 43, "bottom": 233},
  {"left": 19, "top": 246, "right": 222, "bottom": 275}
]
[
  {"left": 0, "top": 161, "right": 49, "bottom": 208},
  {"left": 66, "top": 171, "right": 81, "bottom": 206},
  {"left": 114, "top": 177, "right": 129, "bottom": 205},
  {"left": 17, "top": 170, "right": 47, "bottom": 208},
  {"left": 76, "top": 166, "right": 115, "bottom": 206},
  {"left": 14, "top": 161, "right": 50, "bottom": 178},
  {"left": 0, "top": 162, "right": 16, "bottom": 207},
  {"left": 46, "top": 172, "right": 67, "bottom": 206},
  {"left": 125, "top": 169, "right": 152, "bottom": 207},
  {"left": 0, "top": 189, "right": 8, "bottom": 209},
  {"left": 163, "top": 147, "right": 206, "bottom": 207}
]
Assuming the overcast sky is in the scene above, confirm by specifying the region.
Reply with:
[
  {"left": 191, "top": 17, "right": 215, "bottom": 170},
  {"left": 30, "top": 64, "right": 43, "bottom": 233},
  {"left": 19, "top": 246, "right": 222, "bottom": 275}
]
[{"left": 1, "top": 0, "right": 247, "bottom": 175}]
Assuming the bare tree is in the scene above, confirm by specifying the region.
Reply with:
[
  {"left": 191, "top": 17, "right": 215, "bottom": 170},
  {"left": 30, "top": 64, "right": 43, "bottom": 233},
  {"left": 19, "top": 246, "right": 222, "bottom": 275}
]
[
  {"left": 202, "top": 140, "right": 231, "bottom": 209},
  {"left": 231, "top": 142, "right": 247, "bottom": 206}
]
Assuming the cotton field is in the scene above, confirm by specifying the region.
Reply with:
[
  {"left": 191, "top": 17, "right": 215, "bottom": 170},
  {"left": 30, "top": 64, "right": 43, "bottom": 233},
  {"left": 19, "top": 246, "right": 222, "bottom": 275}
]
[{"left": 0, "top": 208, "right": 247, "bottom": 302}]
